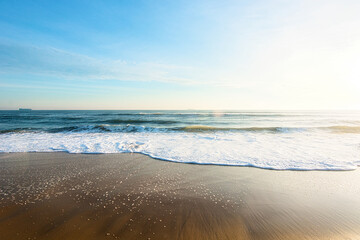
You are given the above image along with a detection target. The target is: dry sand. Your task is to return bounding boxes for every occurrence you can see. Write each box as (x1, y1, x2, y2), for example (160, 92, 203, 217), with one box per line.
(0, 153, 360, 239)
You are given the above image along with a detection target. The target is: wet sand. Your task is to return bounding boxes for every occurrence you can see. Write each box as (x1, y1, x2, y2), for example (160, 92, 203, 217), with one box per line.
(0, 153, 360, 239)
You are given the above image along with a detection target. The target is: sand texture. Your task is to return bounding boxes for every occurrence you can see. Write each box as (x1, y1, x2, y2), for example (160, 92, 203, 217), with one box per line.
(1, 153, 360, 239)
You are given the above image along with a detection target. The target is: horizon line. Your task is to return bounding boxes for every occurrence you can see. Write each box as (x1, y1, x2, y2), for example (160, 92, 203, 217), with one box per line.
(1, 109, 360, 112)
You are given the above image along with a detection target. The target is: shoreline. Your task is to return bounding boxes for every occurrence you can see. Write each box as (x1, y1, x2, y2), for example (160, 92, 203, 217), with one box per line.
(1, 152, 360, 239)
(0, 151, 356, 172)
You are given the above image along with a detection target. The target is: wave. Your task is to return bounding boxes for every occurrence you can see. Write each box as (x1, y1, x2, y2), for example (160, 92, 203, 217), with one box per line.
(46, 124, 165, 133)
(0, 125, 304, 134)
(324, 126, 360, 133)
(102, 119, 179, 125)
(60, 117, 85, 121)
(0, 115, 45, 120)
(1, 124, 360, 134)
(136, 113, 298, 117)
(1, 130, 359, 170)
(174, 125, 305, 133)
(92, 112, 313, 117)
(0, 128, 41, 134)
(176, 125, 360, 133)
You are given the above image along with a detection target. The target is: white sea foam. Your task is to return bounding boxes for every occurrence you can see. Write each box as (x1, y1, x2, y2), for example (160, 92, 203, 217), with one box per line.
(1, 131, 359, 170)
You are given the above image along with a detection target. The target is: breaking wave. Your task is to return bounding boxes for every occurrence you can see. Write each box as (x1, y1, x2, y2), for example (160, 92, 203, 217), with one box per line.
(1, 110, 360, 170)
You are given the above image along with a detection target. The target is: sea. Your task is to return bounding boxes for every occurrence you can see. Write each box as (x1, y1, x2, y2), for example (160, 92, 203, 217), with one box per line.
(1, 110, 360, 170)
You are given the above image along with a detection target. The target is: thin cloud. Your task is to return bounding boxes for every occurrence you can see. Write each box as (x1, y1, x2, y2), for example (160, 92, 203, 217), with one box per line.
(0, 42, 200, 85)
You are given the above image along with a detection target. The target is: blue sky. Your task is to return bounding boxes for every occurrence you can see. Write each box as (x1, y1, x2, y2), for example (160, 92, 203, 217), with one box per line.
(1, 0, 360, 110)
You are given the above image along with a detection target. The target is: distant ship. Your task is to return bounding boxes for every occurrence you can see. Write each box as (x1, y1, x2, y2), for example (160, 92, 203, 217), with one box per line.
(19, 108, 32, 111)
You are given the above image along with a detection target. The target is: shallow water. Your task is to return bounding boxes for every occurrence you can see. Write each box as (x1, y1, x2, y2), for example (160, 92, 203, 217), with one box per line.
(1, 110, 360, 170)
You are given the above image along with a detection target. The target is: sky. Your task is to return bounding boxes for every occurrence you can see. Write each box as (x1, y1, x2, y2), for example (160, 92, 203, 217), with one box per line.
(0, 0, 360, 110)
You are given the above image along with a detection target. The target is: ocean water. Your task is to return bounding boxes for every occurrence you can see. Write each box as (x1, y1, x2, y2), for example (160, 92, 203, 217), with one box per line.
(0, 110, 360, 170)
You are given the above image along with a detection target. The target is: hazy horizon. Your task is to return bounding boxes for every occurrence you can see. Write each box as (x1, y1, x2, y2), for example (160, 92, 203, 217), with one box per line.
(2, 108, 360, 111)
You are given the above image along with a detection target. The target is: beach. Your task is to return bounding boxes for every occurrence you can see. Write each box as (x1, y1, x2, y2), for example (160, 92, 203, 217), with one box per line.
(1, 0, 360, 238)
(1, 153, 360, 239)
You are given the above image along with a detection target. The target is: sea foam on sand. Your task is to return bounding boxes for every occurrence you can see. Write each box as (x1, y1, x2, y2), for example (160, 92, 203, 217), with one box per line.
(1, 130, 359, 170)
